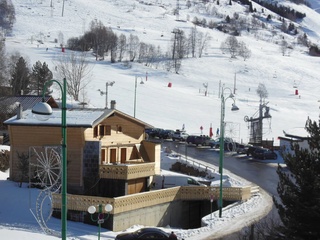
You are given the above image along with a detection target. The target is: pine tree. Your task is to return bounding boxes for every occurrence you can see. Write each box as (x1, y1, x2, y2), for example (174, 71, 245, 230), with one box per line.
(273, 118, 320, 239)
(30, 61, 53, 95)
(10, 57, 30, 95)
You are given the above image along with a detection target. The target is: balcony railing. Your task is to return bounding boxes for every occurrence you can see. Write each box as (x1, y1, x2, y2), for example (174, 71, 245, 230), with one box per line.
(99, 162, 155, 180)
(52, 185, 253, 214)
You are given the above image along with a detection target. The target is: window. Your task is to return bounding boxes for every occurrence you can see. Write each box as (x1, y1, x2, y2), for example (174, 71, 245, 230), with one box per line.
(117, 125, 122, 133)
(93, 126, 98, 137)
(98, 125, 111, 136)
(188, 178, 200, 185)
(106, 125, 111, 135)
(99, 125, 105, 136)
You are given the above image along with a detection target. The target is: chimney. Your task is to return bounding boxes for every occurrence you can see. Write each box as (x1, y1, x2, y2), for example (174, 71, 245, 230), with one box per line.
(110, 100, 116, 109)
(17, 103, 23, 119)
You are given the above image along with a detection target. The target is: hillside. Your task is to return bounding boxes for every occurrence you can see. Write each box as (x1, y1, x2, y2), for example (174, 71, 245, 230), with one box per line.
(3, 0, 320, 144)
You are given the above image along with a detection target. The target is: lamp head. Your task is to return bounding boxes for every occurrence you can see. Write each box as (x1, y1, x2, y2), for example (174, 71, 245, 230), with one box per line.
(104, 204, 113, 212)
(32, 101, 53, 121)
(87, 205, 96, 214)
(228, 92, 235, 98)
(231, 103, 239, 111)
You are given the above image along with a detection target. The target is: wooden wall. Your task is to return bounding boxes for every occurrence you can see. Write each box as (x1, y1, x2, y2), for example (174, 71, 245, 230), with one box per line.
(8, 125, 87, 187)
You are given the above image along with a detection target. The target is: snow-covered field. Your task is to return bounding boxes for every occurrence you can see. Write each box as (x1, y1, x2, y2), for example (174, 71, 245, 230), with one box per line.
(1, 0, 320, 239)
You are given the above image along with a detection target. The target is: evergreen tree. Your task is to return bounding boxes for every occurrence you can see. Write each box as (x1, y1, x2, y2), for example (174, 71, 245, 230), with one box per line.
(30, 61, 53, 95)
(273, 118, 320, 239)
(10, 57, 30, 95)
(249, 2, 254, 13)
(0, 35, 6, 86)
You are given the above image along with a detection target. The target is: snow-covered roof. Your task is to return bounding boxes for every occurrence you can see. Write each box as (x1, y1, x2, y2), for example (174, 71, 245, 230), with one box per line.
(0, 145, 10, 153)
(283, 127, 309, 139)
(0, 96, 59, 113)
(4, 108, 153, 128)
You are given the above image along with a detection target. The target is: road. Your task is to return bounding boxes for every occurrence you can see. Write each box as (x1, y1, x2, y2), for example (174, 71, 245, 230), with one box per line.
(162, 141, 281, 197)
(162, 140, 282, 239)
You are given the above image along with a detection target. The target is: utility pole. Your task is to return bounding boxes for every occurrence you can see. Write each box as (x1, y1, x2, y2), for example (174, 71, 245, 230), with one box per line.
(234, 72, 236, 94)
(175, 0, 180, 20)
(171, 28, 182, 72)
(98, 81, 115, 109)
(62, 0, 65, 17)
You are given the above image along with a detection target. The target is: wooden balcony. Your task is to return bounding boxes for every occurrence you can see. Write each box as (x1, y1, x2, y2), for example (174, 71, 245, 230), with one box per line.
(99, 162, 156, 180)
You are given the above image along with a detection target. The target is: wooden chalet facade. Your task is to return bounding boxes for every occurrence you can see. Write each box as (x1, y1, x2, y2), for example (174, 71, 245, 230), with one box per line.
(4, 102, 161, 197)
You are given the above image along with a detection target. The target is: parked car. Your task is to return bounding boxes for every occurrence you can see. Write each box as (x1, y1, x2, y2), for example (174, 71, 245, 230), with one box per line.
(153, 174, 206, 189)
(145, 128, 163, 138)
(209, 137, 237, 151)
(158, 129, 174, 139)
(186, 135, 197, 144)
(172, 130, 188, 141)
(246, 146, 260, 156)
(252, 148, 278, 160)
(194, 135, 212, 146)
(115, 227, 170, 240)
(236, 144, 251, 154)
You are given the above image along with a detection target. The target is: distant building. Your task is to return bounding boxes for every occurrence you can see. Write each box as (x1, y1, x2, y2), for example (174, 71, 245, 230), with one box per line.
(0, 95, 59, 142)
(278, 127, 310, 155)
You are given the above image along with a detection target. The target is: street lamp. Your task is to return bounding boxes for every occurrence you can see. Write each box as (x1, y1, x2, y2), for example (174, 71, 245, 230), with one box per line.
(98, 81, 115, 109)
(32, 78, 68, 240)
(134, 76, 144, 118)
(218, 87, 239, 218)
(87, 204, 113, 240)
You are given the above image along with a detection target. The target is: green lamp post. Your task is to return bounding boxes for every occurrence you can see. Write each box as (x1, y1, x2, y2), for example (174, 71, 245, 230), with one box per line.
(218, 86, 239, 218)
(32, 78, 68, 240)
(87, 204, 113, 240)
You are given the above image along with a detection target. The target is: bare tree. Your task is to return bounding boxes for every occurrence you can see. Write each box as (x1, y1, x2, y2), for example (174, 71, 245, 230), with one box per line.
(138, 42, 148, 63)
(280, 39, 289, 56)
(0, 0, 15, 32)
(127, 34, 140, 62)
(54, 51, 92, 101)
(58, 31, 64, 46)
(145, 44, 158, 67)
(0, 149, 9, 172)
(88, 20, 109, 60)
(117, 34, 127, 62)
(220, 36, 239, 58)
(109, 33, 118, 63)
(238, 41, 251, 61)
(256, 83, 268, 103)
(189, 26, 197, 58)
(16, 152, 29, 188)
(197, 32, 211, 58)
(171, 29, 186, 73)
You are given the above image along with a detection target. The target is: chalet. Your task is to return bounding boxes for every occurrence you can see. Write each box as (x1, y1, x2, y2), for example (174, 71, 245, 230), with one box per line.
(4, 100, 161, 196)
